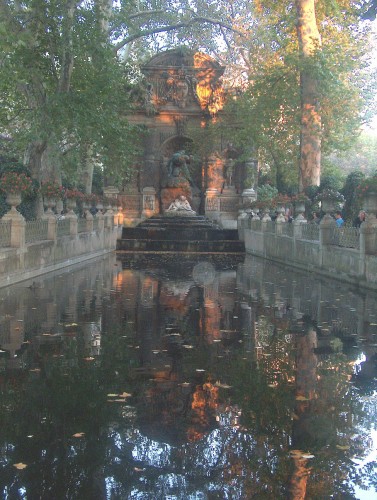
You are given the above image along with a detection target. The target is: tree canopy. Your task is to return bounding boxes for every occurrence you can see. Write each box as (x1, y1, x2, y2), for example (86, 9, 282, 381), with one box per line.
(0, 0, 376, 193)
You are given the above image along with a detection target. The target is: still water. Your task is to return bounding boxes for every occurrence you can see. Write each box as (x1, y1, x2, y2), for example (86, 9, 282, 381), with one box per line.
(1, 253, 377, 499)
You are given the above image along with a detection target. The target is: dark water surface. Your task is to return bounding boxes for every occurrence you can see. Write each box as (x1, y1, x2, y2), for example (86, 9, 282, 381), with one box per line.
(1, 253, 377, 499)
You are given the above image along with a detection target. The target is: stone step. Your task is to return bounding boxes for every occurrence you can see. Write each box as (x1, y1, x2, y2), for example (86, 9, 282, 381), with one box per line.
(116, 238, 245, 253)
(120, 227, 240, 241)
(116, 214, 245, 255)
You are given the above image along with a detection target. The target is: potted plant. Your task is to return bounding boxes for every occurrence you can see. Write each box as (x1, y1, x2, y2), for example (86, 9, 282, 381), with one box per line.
(316, 188, 345, 213)
(40, 180, 64, 200)
(291, 192, 309, 220)
(356, 176, 377, 215)
(0, 172, 33, 213)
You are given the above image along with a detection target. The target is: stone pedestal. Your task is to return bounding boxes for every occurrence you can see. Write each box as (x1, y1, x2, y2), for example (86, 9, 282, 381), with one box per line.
(142, 186, 157, 218)
(219, 186, 240, 229)
(160, 186, 192, 214)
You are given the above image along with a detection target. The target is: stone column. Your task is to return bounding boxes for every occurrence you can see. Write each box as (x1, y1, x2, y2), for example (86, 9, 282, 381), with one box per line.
(142, 187, 156, 219)
(69, 216, 78, 236)
(205, 188, 220, 222)
(96, 210, 105, 232)
(47, 217, 57, 241)
(2, 210, 25, 248)
(319, 215, 335, 267)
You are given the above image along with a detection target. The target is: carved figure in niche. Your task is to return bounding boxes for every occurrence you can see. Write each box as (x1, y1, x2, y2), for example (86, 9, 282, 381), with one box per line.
(223, 142, 238, 188)
(144, 195, 154, 210)
(175, 77, 189, 108)
(167, 195, 196, 214)
(166, 150, 193, 187)
(224, 158, 235, 187)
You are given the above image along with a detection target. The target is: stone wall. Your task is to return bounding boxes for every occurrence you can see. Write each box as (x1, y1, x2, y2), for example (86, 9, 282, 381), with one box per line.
(239, 216, 377, 291)
(0, 214, 120, 288)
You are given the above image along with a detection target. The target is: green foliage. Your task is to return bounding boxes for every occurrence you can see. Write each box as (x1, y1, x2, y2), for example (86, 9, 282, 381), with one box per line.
(0, 0, 142, 188)
(220, 0, 376, 191)
(0, 159, 38, 219)
(341, 171, 365, 221)
(257, 184, 278, 201)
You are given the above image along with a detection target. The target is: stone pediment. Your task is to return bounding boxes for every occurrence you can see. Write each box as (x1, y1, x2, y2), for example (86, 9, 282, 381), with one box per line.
(141, 48, 225, 115)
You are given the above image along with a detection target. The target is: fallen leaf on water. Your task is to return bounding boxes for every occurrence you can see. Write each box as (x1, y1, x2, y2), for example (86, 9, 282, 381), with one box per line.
(295, 395, 310, 401)
(13, 463, 27, 470)
(336, 445, 350, 450)
(107, 393, 118, 397)
(215, 381, 232, 389)
(29, 368, 41, 373)
(289, 449, 304, 457)
(183, 345, 194, 349)
(83, 357, 94, 361)
(119, 392, 132, 398)
(114, 399, 126, 402)
(72, 432, 85, 438)
(196, 369, 205, 372)
(134, 467, 145, 472)
(301, 454, 315, 459)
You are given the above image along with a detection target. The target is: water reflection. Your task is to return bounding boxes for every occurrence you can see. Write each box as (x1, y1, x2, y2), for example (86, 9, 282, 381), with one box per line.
(0, 254, 377, 499)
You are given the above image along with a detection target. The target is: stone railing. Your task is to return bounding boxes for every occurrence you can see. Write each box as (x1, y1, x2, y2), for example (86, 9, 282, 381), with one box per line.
(239, 214, 377, 290)
(0, 207, 123, 287)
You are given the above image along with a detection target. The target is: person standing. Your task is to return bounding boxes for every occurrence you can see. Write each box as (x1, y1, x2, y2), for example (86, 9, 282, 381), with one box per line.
(335, 211, 344, 227)
(354, 210, 366, 227)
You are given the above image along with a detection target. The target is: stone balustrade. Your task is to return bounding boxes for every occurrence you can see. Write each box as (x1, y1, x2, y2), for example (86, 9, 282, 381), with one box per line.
(0, 208, 123, 287)
(239, 214, 377, 290)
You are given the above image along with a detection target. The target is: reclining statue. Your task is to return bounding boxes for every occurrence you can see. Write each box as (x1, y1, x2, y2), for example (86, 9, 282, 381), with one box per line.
(166, 195, 196, 215)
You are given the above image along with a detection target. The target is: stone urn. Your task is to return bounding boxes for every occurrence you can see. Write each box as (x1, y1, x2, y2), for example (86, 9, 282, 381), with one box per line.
(43, 197, 57, 217)
(5, 192, 22, 214)
(294, 201, 306, 222)
(361, 192, 377, 217)
(96, 202, 104, 216)
(276, 203, 286, 223)
(65, 197, 77, 218)
(321, 198, 337, 214)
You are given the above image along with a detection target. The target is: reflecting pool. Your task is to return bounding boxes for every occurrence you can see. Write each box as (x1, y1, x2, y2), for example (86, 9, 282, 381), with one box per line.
(1, 253, 377, 499)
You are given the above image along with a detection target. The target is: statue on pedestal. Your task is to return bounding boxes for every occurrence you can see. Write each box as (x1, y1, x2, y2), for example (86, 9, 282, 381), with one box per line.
(166, 150, 193, 187)
(166, 195, 196, 215)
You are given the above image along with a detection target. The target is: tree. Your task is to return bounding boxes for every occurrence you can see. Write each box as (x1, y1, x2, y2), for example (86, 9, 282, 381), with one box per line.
(295, 0, 322, 190)
(219, 1, 375, 192)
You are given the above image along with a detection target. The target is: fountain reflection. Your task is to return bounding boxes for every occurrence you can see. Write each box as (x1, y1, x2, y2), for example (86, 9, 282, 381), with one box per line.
(0, 254, 376, 498)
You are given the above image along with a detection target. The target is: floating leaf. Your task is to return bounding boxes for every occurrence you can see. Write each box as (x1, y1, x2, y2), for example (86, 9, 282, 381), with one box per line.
(301, 454, 315, 459)
(183, 344, 194, 349)
(83, 357, 94, 361)
(72, 432, 85, 438)
(107, 393, 118, 397)
(180, 382, 190, 387)
(13, 463, 27, 470)
(119, 392, 132, 398)
(295, 395, 310, 401)
(336, 444, 350, 450)
(215, 381, 232, 389)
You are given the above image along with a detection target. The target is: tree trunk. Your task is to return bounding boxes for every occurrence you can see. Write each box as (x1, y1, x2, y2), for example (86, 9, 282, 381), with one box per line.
(295, 0, 322, 190)
(79, 144, 95, 193)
